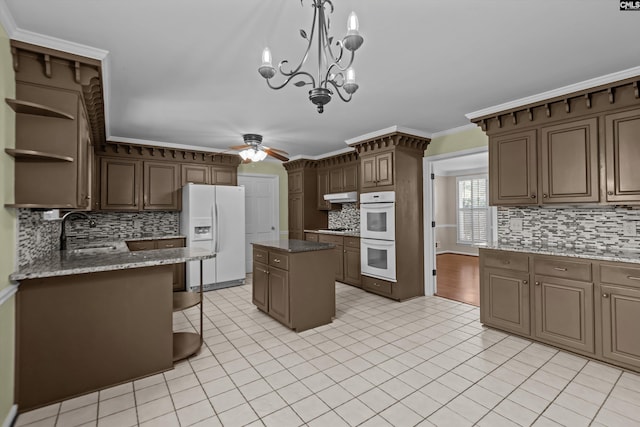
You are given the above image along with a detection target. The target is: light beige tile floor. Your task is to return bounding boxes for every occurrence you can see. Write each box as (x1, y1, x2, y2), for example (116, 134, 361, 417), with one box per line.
(15, 280, 640, 427)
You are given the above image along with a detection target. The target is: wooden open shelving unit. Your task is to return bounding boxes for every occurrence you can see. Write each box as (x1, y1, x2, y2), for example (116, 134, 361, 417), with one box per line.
(171, 260, 204, 362)
(5, 98, 75, 120)
(5, 148, 74, 162)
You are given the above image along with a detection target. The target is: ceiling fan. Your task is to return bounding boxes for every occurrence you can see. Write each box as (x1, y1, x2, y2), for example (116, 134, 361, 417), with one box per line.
(229, 134, 289, 163)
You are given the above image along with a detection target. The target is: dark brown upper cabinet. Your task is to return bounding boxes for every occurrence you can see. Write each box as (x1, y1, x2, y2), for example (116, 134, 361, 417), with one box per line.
(540, 118, 599, 204)
(100, 157, 142, 211)
(288, 171, 304, 193)
(317, 169, 332, 210)
(143, 162, 180, 210)
(343, 164, 358, 192)
(605, 108, 640, 203)
(361, 152, 393, 189)
(211, 166, 236, 185)
(489, 130, 538, 205)
(181, 164, 210, 186)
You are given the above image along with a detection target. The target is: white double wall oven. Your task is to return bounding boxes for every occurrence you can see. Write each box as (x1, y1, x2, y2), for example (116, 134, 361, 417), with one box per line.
(360, 191, 397, 282)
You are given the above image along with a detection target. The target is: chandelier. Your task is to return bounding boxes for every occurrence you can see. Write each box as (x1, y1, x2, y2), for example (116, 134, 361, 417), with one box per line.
(258, 0, 364, 113)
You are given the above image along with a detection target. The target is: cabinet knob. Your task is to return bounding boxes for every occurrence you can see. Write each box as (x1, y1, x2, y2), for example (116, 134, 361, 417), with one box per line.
(523, 280, 528, 285)
(602, 293, 609, 298)
(530, 194, 536, 199)
(607, 191, 613, 196)
(543, 194, 548, 198)
(535, 281, 540, 286)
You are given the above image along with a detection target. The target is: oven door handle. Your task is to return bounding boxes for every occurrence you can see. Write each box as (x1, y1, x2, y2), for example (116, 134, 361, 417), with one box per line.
(362, 238, 395, 247)
(361, 202, 394, 210)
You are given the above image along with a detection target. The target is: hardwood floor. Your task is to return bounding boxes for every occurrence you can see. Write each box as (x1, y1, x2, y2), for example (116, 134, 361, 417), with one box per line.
(435, 253, 479, 306)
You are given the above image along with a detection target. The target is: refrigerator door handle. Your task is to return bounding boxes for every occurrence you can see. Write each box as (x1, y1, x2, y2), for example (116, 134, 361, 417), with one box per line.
(214, 203, 220, 252)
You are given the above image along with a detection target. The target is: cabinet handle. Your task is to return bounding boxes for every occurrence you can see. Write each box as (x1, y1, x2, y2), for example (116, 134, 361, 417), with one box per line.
(523, 280, 528, 285)
(372, 282, 380, 287)
(627, 276, 640, 281)
(543, 194, 548, 198)
(502, 260, 511, 265)
(273, 259, 280, 263)
(553, 267, 568, 271)
(607, 191, 614, 196)
(530, 194, 536, 199)
(535, 281, 540, 286)
(257, 254, 263, 258)
(602, 293, 609, 298)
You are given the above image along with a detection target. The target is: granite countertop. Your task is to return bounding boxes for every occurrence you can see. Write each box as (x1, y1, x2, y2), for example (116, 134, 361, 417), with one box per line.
(10, 247, 215, 281)
(252, 239, 336, 253)
(304, 229, 361, 237)
(478, 242, 640, 264)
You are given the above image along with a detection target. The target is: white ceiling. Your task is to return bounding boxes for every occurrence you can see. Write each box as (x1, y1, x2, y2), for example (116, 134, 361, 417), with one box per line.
(432, 152, 488, 176)
(3, 0, 640, 157)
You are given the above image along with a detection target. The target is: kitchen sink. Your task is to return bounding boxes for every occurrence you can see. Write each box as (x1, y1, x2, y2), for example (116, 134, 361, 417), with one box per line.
(68, 245, 118, 255)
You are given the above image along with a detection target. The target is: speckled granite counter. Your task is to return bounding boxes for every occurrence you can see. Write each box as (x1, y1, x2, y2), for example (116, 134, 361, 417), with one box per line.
(252, 239, 335, 253)
(65, 233, 186, 250)
(304, 229, 360, 237)
(10, 247, 215, 281)
(478, 243, 640, 264)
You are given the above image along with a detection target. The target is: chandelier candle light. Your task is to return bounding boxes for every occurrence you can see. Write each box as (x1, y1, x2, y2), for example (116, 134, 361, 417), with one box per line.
(258, 0, 364, 113)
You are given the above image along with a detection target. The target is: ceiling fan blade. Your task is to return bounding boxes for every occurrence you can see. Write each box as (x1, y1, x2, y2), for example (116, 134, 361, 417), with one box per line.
(264, 148, 289, 162)
(229, 145, 250, 150)
(263, 146, 289, 155)
(242, 158, 253, 164)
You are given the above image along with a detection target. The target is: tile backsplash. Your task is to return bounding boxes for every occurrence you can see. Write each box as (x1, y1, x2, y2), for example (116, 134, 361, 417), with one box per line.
(498, 206, 640, 251)
(328, 203, 360, 230)
(17, 209, 179, 266)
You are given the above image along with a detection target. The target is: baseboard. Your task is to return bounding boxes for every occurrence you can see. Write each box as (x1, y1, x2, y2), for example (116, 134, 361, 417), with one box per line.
(436, 250, 478, 257)
(2, 405, 17, 427)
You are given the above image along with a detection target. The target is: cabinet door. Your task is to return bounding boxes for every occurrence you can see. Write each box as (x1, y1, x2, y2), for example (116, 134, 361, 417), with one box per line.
(361, 156, 377, 189)
(329, 168, 344, 193)
(100, 157, 141, 211)
(481, 268, 530, 336)
(211, 166, 236, 185)
(144, 162, 180, 210)
(317, 169, 331, 210)
(541, 118, 599, 203)
(375, 152, 394, 187)
(305, 233, 319, 242)
(605, 109, 640, 202)
(343, 164, 358, 192)
(601, 285, 640, 369)
(252, 261, 269, 312)
(288, 171, 303, 193)
(344, 246, 361, 287)
(489, 130, 538, 205)
(181, 164, 209, 186)
(268, 267, 289, 325)
(534, 276, 594, 353)
(332, 244, 344, 281)
(288, 194, 303, 239)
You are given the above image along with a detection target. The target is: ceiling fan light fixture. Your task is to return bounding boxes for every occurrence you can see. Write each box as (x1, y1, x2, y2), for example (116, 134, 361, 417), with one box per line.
(257, 0, 364, 113)
(239, 147, 267, 162)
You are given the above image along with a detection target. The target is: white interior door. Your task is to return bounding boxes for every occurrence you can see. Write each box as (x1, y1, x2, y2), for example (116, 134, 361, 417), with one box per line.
(238, 174, 279, 272)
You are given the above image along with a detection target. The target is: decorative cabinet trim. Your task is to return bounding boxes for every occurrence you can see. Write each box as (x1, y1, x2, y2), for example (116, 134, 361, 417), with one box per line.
(97, 141, 241, 166)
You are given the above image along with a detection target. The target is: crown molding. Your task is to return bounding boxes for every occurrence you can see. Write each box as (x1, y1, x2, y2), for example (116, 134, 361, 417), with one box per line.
(430, 123, 478, 139)
(10, 28, 108, 60)
(344, 125, 432, 145)
(0, 0, 17, 37)
(108, 135, 229, 154)
(466, 65, 640, 120)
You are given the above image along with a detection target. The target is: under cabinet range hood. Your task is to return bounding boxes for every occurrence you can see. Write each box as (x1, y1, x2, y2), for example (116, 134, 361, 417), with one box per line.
(323, 191, 358, 203)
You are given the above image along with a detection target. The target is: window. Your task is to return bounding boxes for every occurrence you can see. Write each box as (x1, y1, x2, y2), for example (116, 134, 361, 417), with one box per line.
(457, 175, 490, 244)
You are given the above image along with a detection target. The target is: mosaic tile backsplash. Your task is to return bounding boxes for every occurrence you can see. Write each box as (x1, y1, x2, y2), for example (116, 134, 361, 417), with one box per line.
(18, 209, 179, 266)
(328, 203, 360, 230)
(497, 206, 640, 251)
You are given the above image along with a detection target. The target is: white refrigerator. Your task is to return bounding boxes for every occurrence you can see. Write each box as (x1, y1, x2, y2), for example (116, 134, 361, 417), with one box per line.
(181, 184, 246, 291)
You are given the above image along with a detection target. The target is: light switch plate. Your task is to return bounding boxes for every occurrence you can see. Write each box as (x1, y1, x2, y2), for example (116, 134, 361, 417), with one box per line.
(623, 221, 637, 237)
(510, 218, 523, 232)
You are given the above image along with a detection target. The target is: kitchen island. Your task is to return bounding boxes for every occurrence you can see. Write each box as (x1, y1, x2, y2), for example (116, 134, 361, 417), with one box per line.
(10, 246, 214, 412)
(252, 240, 335, 332)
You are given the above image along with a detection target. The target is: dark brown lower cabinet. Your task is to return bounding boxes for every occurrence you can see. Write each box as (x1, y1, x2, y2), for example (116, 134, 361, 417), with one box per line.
(344, 245, 361, 287)
(251, 243, 335, 332)
(127, 238, 186, 291)
(481, 267, 531, 336)
(533, 275, 594, 353)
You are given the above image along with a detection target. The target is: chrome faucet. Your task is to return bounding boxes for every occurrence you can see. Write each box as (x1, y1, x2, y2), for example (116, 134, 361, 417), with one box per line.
(60, 211, 97, 250)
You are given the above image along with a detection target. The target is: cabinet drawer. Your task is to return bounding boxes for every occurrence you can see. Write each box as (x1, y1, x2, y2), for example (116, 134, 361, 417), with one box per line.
(344, 236, 360, 249)
(534, 256, 591, 281)
(126, 240, 157, 251)
(482, 250, 529, 272)
(318, 234, 344, 245)
(254, 248, 268, 264)
(600, 264, 640, 288)
(305, 233, 319, 242)
(269, 252, 289, 271)
(157, 238, 185, 249)
(362, 275, 392, 296)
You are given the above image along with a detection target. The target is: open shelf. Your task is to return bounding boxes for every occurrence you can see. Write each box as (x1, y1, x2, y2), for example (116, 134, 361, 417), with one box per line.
(5, 148, 74, 162)
(5, 203, 74, 209)
(5, 98, 74, 120)
(173, 292, 201, 312)
(173, 332, 202, 362)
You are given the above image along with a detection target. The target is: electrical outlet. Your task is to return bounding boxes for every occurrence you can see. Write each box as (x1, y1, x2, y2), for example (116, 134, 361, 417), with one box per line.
(35, 230, 42, 245)
(623, 221, 637, 237)
(510, 218, 523, 232)
(42, 209, 60, 221)
(133, 220, 141, 230)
